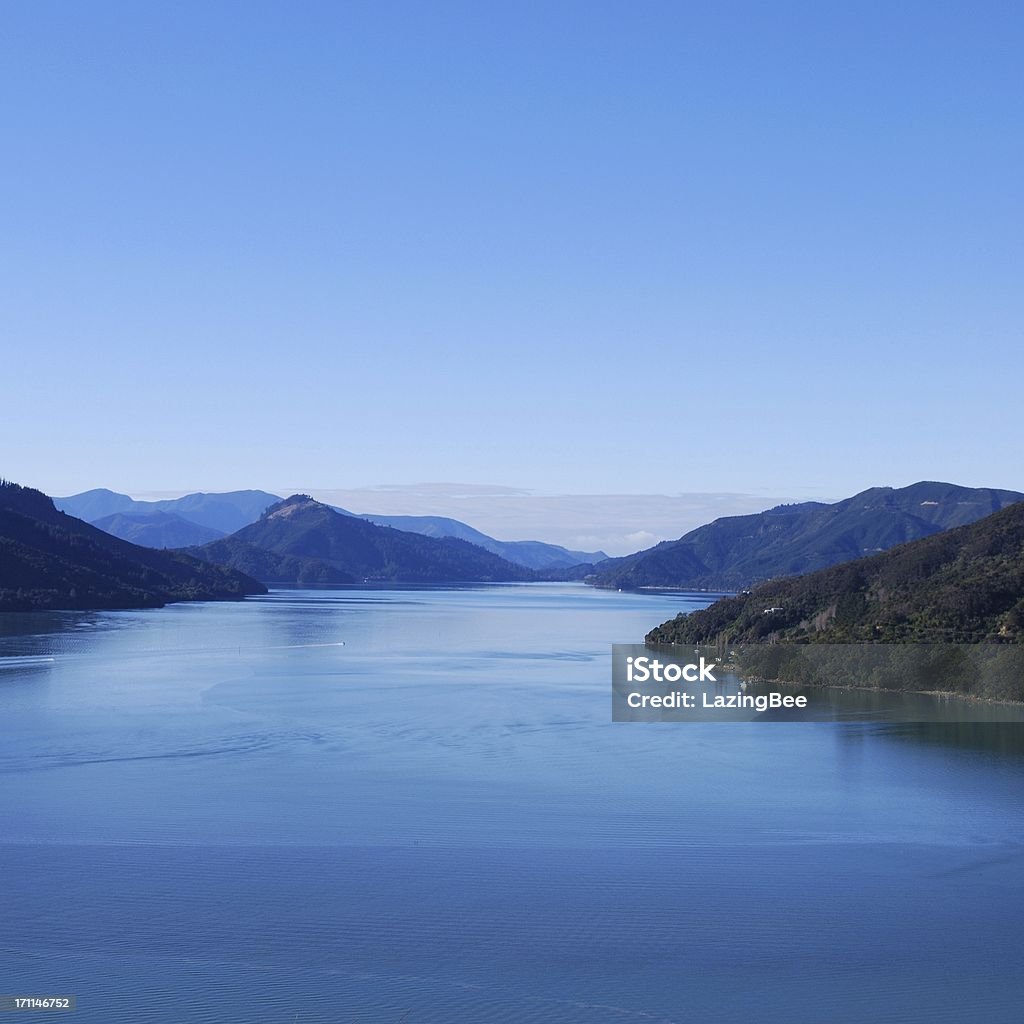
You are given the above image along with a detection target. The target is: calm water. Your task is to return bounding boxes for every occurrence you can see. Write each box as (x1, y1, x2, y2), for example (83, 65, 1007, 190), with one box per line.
(2, 584, 1024, 1023)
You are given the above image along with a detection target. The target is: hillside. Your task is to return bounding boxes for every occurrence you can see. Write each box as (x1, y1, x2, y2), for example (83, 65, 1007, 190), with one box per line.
(593, 482, 1023, 590)
(361, 514, 605, 570)
(647, 501, 1024, 646)
(191, 495, 533, 583)
(0, 481, 266, 611)
(190, 538, 355, 585)
(57, 487, 598, 570)
(92, 511, 224, 548)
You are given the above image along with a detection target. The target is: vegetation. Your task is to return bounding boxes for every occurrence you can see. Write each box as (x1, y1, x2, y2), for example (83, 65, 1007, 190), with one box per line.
(91, 511, 224, 548)
(187, 538, 355, 585)
(723, 644, 1024, 703)
(190, 495, 534, 584)
(646, 502, 1024, 700)
(591, 482, 1023, 590)
(362, 514, 606, 570)
(648, 501, 1024, 647)
(0, 480, 265, 611)
(59, 487, 603, 570)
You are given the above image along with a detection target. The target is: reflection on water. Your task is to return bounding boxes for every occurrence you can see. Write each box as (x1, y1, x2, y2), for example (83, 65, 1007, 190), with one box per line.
(2, 584, 1024, 1023)
(883, 720, 1024, 759)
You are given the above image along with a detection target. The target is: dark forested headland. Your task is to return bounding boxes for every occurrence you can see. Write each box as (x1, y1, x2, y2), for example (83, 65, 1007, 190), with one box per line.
(646, 502, 1024, 702)
(648, 501, 1024, 647)
(0, 480, 265, 611)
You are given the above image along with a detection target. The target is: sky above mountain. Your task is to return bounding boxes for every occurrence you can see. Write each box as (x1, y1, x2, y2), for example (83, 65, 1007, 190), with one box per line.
(3, 2, 1021, 500)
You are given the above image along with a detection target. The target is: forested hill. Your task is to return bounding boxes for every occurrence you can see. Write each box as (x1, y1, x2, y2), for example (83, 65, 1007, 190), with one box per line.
(91, 511, 224, 548)
(647, 501, 1024, 646)
(361, 514, 606, 570)
(191, 495, 533, 584)
(0, 480, 266, 611)
(58, 486, 601, 571)
(592, 482, 1023, 590)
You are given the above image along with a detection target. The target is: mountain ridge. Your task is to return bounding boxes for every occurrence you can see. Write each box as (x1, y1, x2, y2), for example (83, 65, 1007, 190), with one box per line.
(589, 482, 1024, 590)
(0, 480, 265, 611)
(91, 510, 225, 548)
(360, 513, 606, 569)
(56, 489, 281, 534)
(58, 487, 601, 570)
(189, 495, 533, 584)
(646, 501, 1024, 646)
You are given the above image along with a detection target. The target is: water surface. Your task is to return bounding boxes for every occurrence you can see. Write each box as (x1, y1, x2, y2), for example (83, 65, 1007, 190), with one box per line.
(2, 585, 1023, 1022)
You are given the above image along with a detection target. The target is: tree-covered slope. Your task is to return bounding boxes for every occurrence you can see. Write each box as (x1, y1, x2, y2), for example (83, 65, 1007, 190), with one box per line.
(193, 495, 533, 583)
(92, 511, 225, 548)
(595, 482, 1023, 590)
(0, 480, 266, 611)
(57, 488, 602, 570)
(189, 538, 355, 585)
(647, 501, 1024, 646)
(361, 514, 606, 570)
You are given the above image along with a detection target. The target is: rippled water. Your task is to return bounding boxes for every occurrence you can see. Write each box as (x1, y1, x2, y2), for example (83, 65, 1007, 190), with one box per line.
(2, 585, 1024, 1022)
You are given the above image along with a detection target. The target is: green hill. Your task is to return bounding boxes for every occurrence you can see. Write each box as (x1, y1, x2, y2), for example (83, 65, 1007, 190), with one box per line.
(361, 514, 606, 570)
(191, 495, 533, 584)
(593, 482, 1023, 590)
(0, 480, 266, 611)
(647, 501, 1024, 646)
(190, 538, 356, 585)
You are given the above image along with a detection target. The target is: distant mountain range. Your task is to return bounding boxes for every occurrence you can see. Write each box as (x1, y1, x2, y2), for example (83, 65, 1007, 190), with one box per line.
(361, 514, 605, 569)
(55, 489, 605, 570)
(189, 495, 532, 584)
(647, 501, 1024, 646)
(0, 480, 265, 611)
(587, 482, 1024, 590)
(14, 479, 1024, 609)
(55, 489, 281, 534)
(91, 511, 224, 548)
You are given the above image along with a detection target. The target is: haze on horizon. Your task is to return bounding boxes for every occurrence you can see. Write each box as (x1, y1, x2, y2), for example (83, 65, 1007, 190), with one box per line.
(3, 2, 1021, 506)
(125, 481, 823, 557)
(56, 477, 1016, 559)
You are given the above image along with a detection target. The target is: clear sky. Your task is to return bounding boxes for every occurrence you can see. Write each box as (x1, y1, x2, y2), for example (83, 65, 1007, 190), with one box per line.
(3, 1, 1022, 509)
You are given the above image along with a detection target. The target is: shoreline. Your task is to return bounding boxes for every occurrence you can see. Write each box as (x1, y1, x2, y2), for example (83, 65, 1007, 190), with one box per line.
(741, 674, 1024, 709)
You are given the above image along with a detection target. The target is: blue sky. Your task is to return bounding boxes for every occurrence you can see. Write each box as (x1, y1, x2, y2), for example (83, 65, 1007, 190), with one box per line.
(3, 2, 1022, 526)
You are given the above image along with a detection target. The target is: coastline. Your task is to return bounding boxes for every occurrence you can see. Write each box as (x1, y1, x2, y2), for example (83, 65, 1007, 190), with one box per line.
(741, 673, 1024, 709)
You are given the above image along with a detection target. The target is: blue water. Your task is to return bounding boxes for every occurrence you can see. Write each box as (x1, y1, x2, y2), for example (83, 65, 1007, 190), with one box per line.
(2, 584, 1024, 1022)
